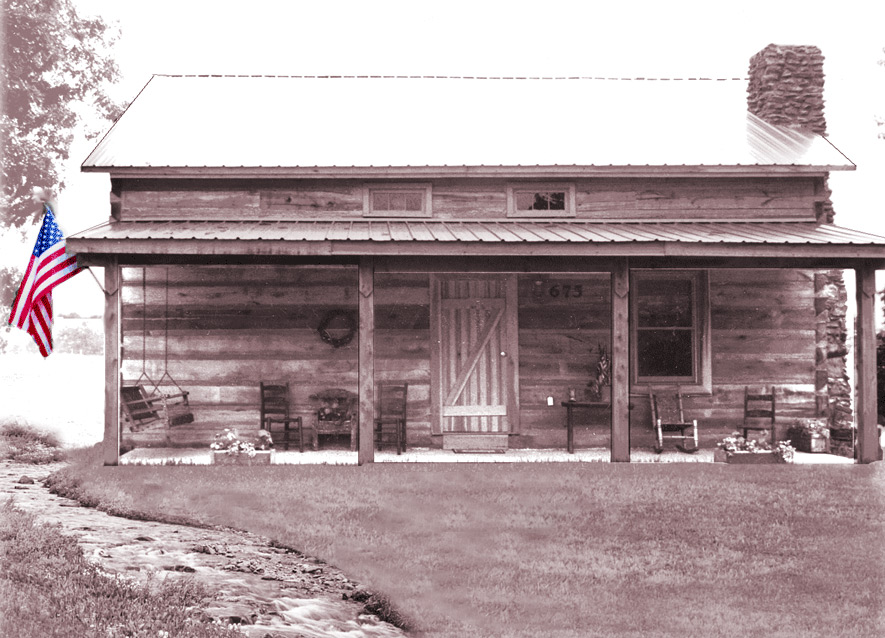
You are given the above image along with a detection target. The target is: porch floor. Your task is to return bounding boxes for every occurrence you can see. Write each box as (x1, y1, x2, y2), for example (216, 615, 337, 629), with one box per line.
(119, 447, 855, 466)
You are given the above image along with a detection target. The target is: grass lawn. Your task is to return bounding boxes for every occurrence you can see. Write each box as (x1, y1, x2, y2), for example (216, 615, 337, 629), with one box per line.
(52, 448, 885, 638)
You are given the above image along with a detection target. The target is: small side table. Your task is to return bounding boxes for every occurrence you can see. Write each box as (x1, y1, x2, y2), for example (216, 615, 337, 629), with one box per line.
(562, 401, 611, 453)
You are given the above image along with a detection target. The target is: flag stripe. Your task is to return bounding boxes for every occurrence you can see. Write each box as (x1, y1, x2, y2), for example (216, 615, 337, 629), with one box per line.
(32, 255, 80, 301)
(9, 256, 37, 328)
(7, 207, 82, 357)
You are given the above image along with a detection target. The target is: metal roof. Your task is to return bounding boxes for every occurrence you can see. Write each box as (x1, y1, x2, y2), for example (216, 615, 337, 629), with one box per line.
(67, 220, 885, 259)
(81, 75, 854, 173)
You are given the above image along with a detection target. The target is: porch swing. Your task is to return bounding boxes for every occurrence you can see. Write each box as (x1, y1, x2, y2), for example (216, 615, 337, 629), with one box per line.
(120, 268, 195, 433)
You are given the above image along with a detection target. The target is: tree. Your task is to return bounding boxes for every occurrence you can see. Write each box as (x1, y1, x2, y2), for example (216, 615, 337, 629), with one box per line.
(2, 0, 123, 229)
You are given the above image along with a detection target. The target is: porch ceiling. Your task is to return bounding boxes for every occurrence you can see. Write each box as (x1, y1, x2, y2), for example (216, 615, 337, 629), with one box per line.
(68, 220, 885, 262)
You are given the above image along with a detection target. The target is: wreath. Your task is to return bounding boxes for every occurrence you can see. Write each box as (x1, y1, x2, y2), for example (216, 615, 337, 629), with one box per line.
(317, 309, 357, 348)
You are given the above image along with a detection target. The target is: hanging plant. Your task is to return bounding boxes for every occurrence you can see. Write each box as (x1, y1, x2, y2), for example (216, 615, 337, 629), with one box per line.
(317, 309, 357, 348)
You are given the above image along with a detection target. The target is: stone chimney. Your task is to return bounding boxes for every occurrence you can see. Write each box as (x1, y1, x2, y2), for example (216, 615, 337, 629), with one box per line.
(748, 46, 852, 438)
(747, 44, 827, 135)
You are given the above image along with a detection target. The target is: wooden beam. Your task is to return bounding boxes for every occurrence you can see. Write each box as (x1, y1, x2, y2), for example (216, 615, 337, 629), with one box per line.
(855, 263, 879, 464)
(104, 259, 121, 466)
(65, 235, 885, 263)
(611, 259, 630, 462)
(92, 165, 844, 179)
(504, 275, 521, 434)
(358, 257, 375, 465)
(429, 276, 442, 435)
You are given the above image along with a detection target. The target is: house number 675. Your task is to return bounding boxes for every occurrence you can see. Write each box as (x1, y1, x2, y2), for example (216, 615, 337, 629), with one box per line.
(548, 284, 583, 299)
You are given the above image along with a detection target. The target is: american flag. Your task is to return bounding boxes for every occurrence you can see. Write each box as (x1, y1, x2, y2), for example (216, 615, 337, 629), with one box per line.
(8, 206, 83, 357)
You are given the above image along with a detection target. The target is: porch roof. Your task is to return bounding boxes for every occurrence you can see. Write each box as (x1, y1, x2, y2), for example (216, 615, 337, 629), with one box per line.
(68, 219, 885, 261)
(81, 75, 853, 175)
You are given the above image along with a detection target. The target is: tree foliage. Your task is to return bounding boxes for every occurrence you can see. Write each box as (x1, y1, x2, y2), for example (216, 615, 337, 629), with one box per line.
(2, 0, 123, 228)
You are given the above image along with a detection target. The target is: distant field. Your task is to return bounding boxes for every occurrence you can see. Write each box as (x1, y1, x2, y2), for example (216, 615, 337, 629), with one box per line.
(0, 353, 103, 447)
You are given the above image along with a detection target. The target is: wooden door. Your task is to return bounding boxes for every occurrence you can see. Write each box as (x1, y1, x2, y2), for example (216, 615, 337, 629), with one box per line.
(430, 276, 519, 434)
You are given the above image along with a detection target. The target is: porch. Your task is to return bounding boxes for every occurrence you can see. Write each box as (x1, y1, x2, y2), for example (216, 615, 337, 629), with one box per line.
(118, 446, 855, 465)
(69, 227, 885, 465)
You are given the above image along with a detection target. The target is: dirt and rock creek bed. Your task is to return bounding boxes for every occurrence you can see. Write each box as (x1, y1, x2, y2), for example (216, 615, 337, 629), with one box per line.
(1, 461, 407, 638)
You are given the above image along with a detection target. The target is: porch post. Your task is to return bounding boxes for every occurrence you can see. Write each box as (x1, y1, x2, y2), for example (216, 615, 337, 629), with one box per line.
(358, 257, 375, 465)
(854, 263, 878, 464)
(103, 259, 121, 466)
(611, 258, 630, 462)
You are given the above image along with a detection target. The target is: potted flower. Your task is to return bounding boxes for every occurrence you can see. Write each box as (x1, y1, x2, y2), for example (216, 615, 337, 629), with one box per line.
(587, 343, 611, 402)
(715, 432, 795, 464)
(210, 428, 274, 465)
(786, 418, 830, 454)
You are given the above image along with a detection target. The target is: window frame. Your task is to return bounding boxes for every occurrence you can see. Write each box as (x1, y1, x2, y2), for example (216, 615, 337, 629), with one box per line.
(363, 183, 433, 218)
(506, 182, 576, 218)
(630, 269, 711, 394)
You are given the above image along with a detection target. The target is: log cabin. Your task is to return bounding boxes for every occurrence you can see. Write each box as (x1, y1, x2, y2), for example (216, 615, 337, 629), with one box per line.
(68, 44, 885, 464)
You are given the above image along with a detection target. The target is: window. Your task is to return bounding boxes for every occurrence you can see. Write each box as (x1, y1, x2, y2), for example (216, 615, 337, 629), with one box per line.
(364, 183, 432, 217)
(631, 270, 710, 391)
(506, 183, 576, 218)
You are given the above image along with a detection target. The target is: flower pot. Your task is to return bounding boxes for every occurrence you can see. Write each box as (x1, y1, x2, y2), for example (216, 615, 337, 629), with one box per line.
(715, 450, 782, 464)
(211, 450, 273, 465)
(788, 430, 830, 454)
(599, 386, 611, 403)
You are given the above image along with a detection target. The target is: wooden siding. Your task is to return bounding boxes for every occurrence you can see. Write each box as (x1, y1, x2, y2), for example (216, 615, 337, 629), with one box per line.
(120, 266, 433, 448)
(117, 177, 820, 222)
(121, 265, 359, 447)
(520, 269, 818, 449)
(120, 264, 819, 450)
(517, 273, 611, 449)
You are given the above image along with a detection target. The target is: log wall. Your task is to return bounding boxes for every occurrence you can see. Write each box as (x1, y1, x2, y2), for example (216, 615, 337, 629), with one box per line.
(120, 265, 361, 447)
(520, 269, 818, 448)
(117, 177, 820, 222)
(120, 265, 818, 450)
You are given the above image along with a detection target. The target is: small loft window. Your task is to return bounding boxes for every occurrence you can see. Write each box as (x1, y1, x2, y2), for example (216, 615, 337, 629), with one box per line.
(364, 184, 432, 217)
(507, 183, 575, 217)
(516, 191, 565, 211)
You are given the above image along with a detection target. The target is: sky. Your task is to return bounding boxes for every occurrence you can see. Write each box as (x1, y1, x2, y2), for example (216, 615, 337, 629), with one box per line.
(4, 0, 885, 325)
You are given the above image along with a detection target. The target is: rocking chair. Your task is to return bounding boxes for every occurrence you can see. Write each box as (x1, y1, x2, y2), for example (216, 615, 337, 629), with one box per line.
(649, 387, 698, 454)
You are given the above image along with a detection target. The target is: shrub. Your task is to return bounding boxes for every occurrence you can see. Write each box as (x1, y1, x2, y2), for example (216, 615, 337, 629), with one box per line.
(0, 420, 64, 463)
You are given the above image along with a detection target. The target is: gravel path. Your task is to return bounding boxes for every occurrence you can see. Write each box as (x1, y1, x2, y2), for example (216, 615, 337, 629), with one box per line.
(1, 460, 407, 638)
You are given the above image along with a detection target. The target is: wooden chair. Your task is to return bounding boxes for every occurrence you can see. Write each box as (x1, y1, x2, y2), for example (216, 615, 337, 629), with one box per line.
(260, 382, 310, 452)
(743, 386, 776, 443)
(374, 383, 408, 454)
(649, 387, 698, 453)
(121, 385, 194, 433)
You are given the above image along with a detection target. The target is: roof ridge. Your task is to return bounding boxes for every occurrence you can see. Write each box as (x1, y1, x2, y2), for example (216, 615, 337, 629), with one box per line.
(152, 73, 749, 81)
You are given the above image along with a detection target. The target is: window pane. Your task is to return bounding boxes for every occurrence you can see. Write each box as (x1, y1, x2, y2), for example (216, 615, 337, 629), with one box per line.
(373, 192, 389, 211)
(637, 329, 694, 377)
(516, 192, 535, 210)
(547, 191, 566, 210)
(391, 193, 407, 211)
(637, 279, 692, 327)
(532, 193, 550, 210)
(404, 193, 423, 211)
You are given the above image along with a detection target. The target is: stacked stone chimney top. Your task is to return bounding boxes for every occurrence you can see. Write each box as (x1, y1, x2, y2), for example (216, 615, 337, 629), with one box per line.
(747, 44, 827, 136)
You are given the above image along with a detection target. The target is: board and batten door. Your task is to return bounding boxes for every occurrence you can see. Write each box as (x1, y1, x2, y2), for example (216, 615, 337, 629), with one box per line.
(430, 276, 520, 435)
